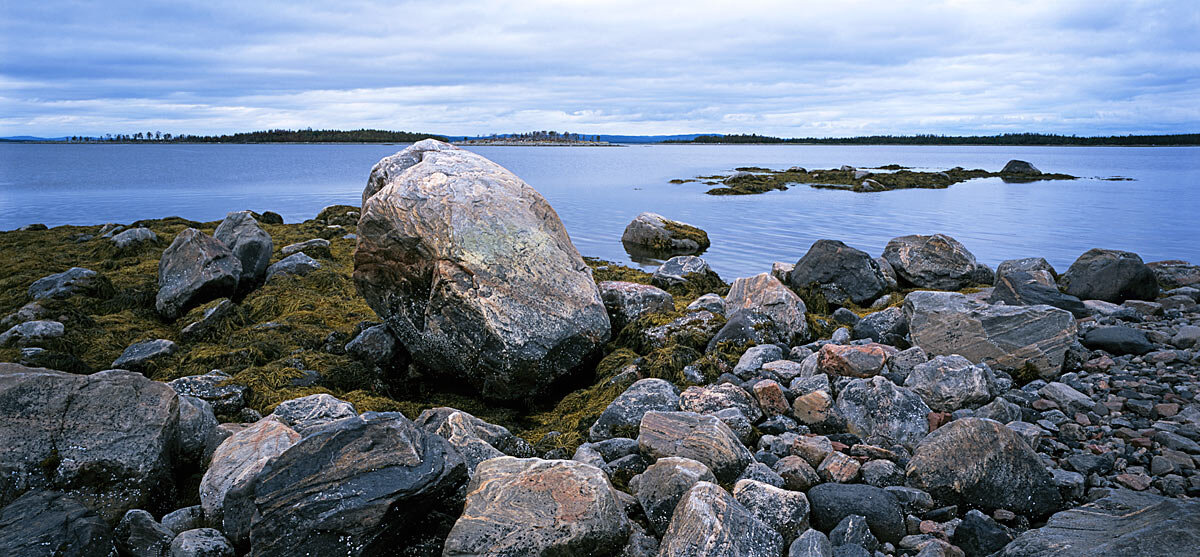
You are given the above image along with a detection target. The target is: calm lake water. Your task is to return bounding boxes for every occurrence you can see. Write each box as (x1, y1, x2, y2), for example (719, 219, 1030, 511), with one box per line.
(1, 143, 1197, 280)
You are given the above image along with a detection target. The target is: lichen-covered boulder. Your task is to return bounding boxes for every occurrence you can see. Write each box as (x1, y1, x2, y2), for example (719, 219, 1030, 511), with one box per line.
(442, 457, 629, 556)
(882, 234, 981, 290)
(637, 411, 753, 482)
(1059, 249, 1159, 303)
(214, 210, 273, 288)
(836, 376, 931, 450)
(906, 417, 1061, 516)
(248, 412, 468, 556)
(724, 273, 809, 346)
(0, 365, 178, 523)
(200, 416, 300, 545)
(156, 228, 241, 320)
(789, 239, 888, 306)
(904, 291, 1077, 379)
(0, 490, 116, 557)
(598, 281, 674, 333)
(621, 212, 710, 254)
(658, 482, 784, 557)
(354, 140, 610, 401)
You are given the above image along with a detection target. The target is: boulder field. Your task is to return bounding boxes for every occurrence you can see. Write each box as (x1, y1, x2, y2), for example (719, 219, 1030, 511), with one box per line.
(1, 142, 1199, 555)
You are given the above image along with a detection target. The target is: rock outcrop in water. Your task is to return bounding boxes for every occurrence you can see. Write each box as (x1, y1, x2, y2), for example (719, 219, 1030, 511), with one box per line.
(354, 140, 610, 401)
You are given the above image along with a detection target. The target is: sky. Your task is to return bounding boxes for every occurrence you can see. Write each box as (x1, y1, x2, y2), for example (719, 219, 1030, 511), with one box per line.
(2, 0, 1198, 138)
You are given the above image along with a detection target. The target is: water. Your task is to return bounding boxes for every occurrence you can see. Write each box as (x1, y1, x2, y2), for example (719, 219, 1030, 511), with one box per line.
(2, 143, 1197, 280)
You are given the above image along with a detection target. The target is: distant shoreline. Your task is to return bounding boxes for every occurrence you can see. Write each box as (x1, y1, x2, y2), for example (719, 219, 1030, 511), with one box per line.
(2, 140, 1197, 147)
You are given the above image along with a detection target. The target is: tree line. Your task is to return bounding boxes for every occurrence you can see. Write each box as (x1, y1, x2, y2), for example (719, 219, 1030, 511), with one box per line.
(61, 129, 447, 143)
(664, 132, 1200, 146)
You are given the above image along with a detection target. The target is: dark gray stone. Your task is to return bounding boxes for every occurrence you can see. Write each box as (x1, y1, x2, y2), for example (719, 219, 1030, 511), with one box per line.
(657, 482, 784, 557)
(807, 483, 905, 544)
(344, 324, 398, 365)
(996, 258, 1057, 280)
(28, 267, 111, 300)
(989, 271, 1088, 318)
(115, 509, 174, 557)
(169, 528, 235, 557)
(280, 238, 331, 259)
(590, 378, 680, 441)
(167, 370, 247, 416)
(882, 234, 981, 290)
(789, 240, 888, 306)
(156, 228, 241, 320)
(632, 456, 716, 536)
(111, 338, 178, 372)
(1059, 249, 1159, 303)
(265, 252, 321, 281)
(599, 280, 674, 332)
(836, 376, 931, 450)
(851, 307, 909, 348)
(1001, 160, 1041, 174)
(0, 490, 116, 557)
(1082, 326, 1155, 355)
(952, 509, 1011, 557)
(214, 211, 273, 287)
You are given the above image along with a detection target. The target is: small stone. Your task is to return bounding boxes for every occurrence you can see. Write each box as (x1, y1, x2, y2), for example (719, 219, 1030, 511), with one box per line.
(818, 451, 861, 483)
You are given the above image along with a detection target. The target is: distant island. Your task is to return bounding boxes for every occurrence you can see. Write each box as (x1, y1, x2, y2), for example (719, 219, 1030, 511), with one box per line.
(662, 132, 1200, 146)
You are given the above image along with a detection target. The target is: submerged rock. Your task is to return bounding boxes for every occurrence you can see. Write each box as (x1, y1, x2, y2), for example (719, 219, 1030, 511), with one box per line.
(442, 457, 629, 556)
(157, 228, 241, 320)
(354, 140, 610, 402)
(621, 212, 710, 254)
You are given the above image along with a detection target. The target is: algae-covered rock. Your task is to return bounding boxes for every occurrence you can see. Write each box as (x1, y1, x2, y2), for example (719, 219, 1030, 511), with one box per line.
(157, 228, 241, 320)
(589, 378, 680, 442)
(442, 457, 629, 556)
(354, 140, 610, 402)
(621, 212, 710, 255)
(27, 267, 111, 301)
(598, 281, 674, 333)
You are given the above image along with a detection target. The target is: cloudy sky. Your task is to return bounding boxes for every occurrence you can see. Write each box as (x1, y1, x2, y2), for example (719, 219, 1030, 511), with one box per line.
(2, 0, 1197, 137)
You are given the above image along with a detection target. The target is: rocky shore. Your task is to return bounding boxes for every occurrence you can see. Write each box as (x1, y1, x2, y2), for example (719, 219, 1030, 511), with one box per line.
(2, 139, 1199, 556)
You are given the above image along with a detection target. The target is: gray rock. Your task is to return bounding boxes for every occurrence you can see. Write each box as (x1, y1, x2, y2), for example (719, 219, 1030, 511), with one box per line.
(598, 281, 674, 332)
(270, 393, 357, 435)
(679, 383, 763, 423)
(116, 508, 174, 557)
(111, 338, 178, 372)
(345, 324, 398, 365)
(417, 408, 533, 476)
(904, 354, 994, 412)
(830, 514, 877, 552)
(199, 417, 300, 544)
(686, 293, 726, 315)
(904, 290, 1077, 379)
(951, 509, 1012, 557)
(775, 455, 822, 491)
(167, 370, 247, 416)
(442, 457, 628, 557)
(1038, 381, 1093, 413)
(974, 397, 1022, 424)
(637, 411, 753, 482)
(169, 528, 234, 557)
(354, 141, 611, 402)
(1001, 160, 1041, 174)
(639, 310, 724, 352)
(996, 257, 1057, 280)
(0, 319, 64, 347)
(807, 483, 906, 544)
(264, 252, 321, 281)
(657, 482, 784, 557)
(836, 376, 931, 449)
(907, 417, 1060, 516)
(214, 211, 272, 288)
(707, 310, 787, 351)
(249, 412, 468, 556)
(161, 505, 205, 535)
(738, 462, 785, 488)
(0, 490, 116, 557)
(734, 344, 784, 378)
(180, 299, 240, 342)
(111, 227, 158, 249)
(28, 267, 110, 300)
(156, 228, 241, 320)
(733, 478, 811, 543)
(1172, 325, 1200, 349)
(851, 307, 909, 348)
(997, 489, 1200, 557)
(1059, 248, 1159, 303)
(789, 529, 833, 557)
(1147, 260, 1200, 290)
(632, 456, 716, 536)
(280, 238, 331, 259)
(177, 395, 217, 466)
(0, 366, 179, 523)
(790, 240, 888, 306)
(652, 255, 717, 288)
(725, 273, 809, 346)
(989, 271, 1088, 317)
(589, 378, 680, 441)
(882, 234, 981, 290)
(860, 459, 905, 488)
(0, 301, 49, 330)
(621, 212, 710, 254)
(1082, 326, 1155, 355)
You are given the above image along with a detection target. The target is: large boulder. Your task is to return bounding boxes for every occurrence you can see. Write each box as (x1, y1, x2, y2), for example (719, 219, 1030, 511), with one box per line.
(906, 417, 1060, 516)
(248, 412, 468, 556)
(657, 482, 784, 557)
(157, 228, 242, 320)
(903, 354, 995, 412)
(353, 140, 610, 401)
(621, 212, 710, 254)
(0, 365, 178, 523)
(589, 378, 680, 442)
(996, 489, 1200, 557)
(442, 457, 629, 556)
(213, 210, 273, 287)
(637, 411, 753, 482)
(1001, 160, 1041, 174)
(989, 271, 1088, 317)
(881, 234, 981, 290)
(996, 257, 1057, 280)
(724, 273, 809, 346)
(904, 291, 1077, 379)
(789, 239, 888, 306)
(28, 267, 111, 300)
(199, 417, 300, 544)
(598, 281, 674, 333)
(0, 490, 116, 557)
(807, 483, 905, 544)
(1058, 249, 1159, 303)
(1147, 260, 1200, 289)
(836, 376, 931, 450)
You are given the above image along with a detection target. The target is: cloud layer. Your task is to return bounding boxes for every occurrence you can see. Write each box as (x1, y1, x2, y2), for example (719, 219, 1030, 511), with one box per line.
(2, 0, 1197, 136)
